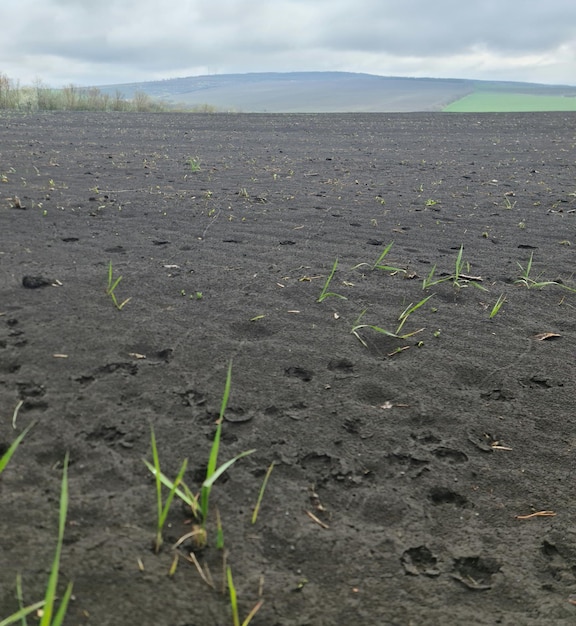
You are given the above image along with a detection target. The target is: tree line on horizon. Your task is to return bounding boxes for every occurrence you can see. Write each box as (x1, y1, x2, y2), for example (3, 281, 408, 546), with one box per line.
(0, 73, 218, 113)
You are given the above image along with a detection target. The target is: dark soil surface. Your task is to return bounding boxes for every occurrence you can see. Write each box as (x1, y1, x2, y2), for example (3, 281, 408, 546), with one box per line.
(1, 111, 576, 626)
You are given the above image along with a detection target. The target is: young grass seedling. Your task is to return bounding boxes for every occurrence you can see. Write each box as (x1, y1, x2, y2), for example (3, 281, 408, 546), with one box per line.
(252, 462, 275, 524)
(143, 460, 199, 520)
(200, 362, 255, 535)
(351, 295, 434, 347)
(146, 361, 255, 550)
(39, 453, 73, 626)
(215, 507, 225, 550)
(148, 426, 189, 553)
(422, 245, 487, 291)
(489, 294, 506, 318)
(0, 596, 46, 626)
(1, 443, 73, 626)
(227, 566, 264, 626)
(317, 258, 347, 302)
(0, 422, 34, 475)
(106, 261, 131, 310)
(186, 157, 201, 172)
(396, 294, 435, 335)
(351, 241, 405, 274)
(513, 251, 576, 291)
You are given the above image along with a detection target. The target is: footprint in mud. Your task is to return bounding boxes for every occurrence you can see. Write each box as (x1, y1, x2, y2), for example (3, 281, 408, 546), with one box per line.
(401, 546, 440, 577)
(428, 486, 468, 507)
(73, 361, 138, 385)
(386, 452, 430, 478)
(285, 401, 308, 421)
(284, 366, 314, 381)
(86, 424, 134, 449)
(4, 318, 27, 348)
(230, 321, 275, 341)
(16, 381, 48, 412)
(541, 539, 576, 584)
(327, 358, 354, 373)
(451, 556, 500, 590)
(431, 447, 469, 464)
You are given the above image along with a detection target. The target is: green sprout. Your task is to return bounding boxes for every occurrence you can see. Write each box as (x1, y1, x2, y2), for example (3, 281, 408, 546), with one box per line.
(3, 454, 74, 626)
(200, 362, 255, 534)
(0, 421, 34, 476)
(317, 258, 347, 302)
(227, 566, 264, 626)
(144, 361, 254, 549)
(422, 245, 487, 291)
(106, 261, 131, 310)
(252, 462, 275, 524)
(352, 242, 405, 274)
(514, 252, 572, 290)
(351, 294, 434, 347)
(147, 426, 189, 553)
(186, 157, 201, 172)
(489, 294, 506, 318)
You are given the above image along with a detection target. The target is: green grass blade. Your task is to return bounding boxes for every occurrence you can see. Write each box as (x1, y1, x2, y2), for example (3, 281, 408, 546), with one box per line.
(454, 244, 464, 280)
(201, 361, 232, 522)
(252, 462, 275, 524)
(241, 600, 264, 626)
(396, 294, 434, 334)
(50, 582, 73, 626)
(227, 566, 240, 626)
(422, 264, 445, 289)
(371, 242, 406, 273)
(149, 426, 163, 550)
(489, 294, 506, 318)
(0, 601, 46, 626)
(202, 449, 256, 491)
(107, 261, 113, 291)
(0, 422, 34, 475)
(157, 458, 189, 530)
(317, 258, 346, 302)
(352, 324, 398, 338)
(40, 453, 70, 626)
(215, 507, 225, 550)
(143, 459, 198, 514)
(108, 275, 123, 295)
(372, 242, 394, 268)
(374, 264, 405, 273)
(525, 251, 534, 277)
(148, 427, 190, 550)
(16, 574, 27, 626)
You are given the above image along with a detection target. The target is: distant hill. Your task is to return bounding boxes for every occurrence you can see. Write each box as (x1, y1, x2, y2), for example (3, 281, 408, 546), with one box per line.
(95, 71, 576, 113)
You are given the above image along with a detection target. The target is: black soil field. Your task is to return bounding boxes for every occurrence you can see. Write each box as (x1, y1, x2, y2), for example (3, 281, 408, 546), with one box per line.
(1, 111, 576, 626)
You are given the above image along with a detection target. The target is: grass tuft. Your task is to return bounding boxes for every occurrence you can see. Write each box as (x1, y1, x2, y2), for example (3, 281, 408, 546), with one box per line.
(317, 258, 347, 302)
(0, 421, 34, 475)
(106, 261, 131, 310)
(352, 241, 405, 274)
(186, 157, 201, 172)
(422, 245, 487, 291)
(489, 294, 506, 318)
(227, 566, 263, 626)
(147, 426, 189, 553)
(351, 295, 434, 346)
(252, 462, 275, 524)
(144, 361, 255, 550)
(514, 251, 575, 291)
(39, 453, 73, 626)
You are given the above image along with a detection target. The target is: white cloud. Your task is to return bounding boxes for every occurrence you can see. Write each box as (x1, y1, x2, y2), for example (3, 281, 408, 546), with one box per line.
(1, 0, 575, 86)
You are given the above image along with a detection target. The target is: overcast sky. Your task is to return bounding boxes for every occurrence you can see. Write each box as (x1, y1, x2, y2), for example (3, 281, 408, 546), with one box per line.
(1, 0, 575, 87)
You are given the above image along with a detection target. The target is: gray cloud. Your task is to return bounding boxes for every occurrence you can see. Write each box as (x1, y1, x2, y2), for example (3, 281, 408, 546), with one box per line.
(1, 0, 575, 86)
